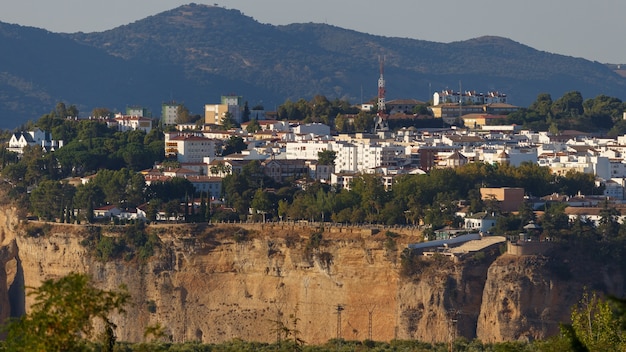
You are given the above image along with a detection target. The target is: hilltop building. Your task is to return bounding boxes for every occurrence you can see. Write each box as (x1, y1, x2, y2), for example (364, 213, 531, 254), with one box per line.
(126, 106, 150, 117)
(205, 94, 244, 125)
(7, 128, 63, 154)
(162, 102, 179, 126)
(432, 90, 507, 106)
(109, 114, 153, 133)
(164, 131, 217, 163)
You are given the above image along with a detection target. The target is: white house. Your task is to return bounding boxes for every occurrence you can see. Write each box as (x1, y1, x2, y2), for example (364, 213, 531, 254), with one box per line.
(7, 128, 63, 154)
(93, 205, 122, 219)
(464, 212, 498, 233)
(109, 114, 153, 133)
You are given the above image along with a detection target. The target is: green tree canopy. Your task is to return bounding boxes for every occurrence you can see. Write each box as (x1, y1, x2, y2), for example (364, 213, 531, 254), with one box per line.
(2, 273, 129, 352)
(245, 119, 261, 133)
(221, 135, 247, 156)
(317, 150, 337, 166)
(551, 91, 584, 118)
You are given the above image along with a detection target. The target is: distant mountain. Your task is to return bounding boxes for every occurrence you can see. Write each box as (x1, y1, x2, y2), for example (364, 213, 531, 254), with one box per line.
(1, 3, 625, 129)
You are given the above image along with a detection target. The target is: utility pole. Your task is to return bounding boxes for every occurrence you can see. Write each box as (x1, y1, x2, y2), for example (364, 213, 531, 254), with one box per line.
(367, 305, 376, 341)
(447, 309, 458, 352)
(336, 304, 344, 340)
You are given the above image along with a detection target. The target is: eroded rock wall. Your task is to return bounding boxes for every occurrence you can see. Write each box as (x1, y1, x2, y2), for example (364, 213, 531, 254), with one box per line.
(3, 221, 624, 345)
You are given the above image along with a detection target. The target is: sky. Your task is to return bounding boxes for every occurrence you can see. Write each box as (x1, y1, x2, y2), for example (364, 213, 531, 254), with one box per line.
(2, 0, 625, 64)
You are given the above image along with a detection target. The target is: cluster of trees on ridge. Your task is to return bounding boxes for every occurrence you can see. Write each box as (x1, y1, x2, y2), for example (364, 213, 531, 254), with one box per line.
(504, 92, 626, 135)
(4, 271, 626, 351)
(275, 91, 626, 134)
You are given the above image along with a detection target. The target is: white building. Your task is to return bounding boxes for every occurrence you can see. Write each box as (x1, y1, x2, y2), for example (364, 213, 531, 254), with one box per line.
(164, 132, 217, 163)
(7, 128, 63, 154)
(464, 212, 498, 233)
(291, 123, 331, 136)
(432, 90, 507, 106)
(110, 114, 153, 133)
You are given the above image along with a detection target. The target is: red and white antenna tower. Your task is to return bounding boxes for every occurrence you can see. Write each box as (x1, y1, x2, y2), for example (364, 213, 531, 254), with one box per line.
(377, 56, 386, 114)
(375, 55, 389, 132)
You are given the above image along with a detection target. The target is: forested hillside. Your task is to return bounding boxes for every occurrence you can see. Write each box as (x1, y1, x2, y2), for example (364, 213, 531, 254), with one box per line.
(1, 3, 626, 128)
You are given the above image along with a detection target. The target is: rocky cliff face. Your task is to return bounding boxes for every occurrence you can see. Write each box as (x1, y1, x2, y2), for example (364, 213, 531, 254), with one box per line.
(1, 218, 624, 344)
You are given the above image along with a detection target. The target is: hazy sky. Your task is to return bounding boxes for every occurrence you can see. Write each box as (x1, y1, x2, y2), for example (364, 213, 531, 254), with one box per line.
(2, 0, 625, 63)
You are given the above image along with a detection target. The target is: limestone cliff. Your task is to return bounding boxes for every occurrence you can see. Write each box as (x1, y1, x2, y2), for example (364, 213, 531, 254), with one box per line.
(2, 220, 624, 344)
(477, 251, 625, 342)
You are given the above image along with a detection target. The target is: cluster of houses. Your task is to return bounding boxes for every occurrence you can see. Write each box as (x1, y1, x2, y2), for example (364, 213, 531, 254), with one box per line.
(11, 91, 626, 228)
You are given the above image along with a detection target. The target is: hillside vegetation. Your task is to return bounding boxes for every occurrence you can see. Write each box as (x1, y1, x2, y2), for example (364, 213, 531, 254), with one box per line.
(1, 3, 626, 128)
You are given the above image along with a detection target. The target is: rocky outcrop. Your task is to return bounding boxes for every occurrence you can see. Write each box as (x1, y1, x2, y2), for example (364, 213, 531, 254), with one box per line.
(1, 220, 624, 344)
(477, 253, 625, 343)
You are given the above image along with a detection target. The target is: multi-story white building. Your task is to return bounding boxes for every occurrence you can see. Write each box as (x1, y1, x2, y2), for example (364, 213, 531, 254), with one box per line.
(284, 139, 406, 174)
(433, 90, 507, 106)
(538, 154, 610, 179)
(164, 132, 217, 163)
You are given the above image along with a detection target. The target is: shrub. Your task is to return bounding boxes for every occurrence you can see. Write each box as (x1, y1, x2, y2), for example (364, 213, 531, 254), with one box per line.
(146, 300, 157, 314)
(233, 229, 249, 243)
(23, 223, 51, 238)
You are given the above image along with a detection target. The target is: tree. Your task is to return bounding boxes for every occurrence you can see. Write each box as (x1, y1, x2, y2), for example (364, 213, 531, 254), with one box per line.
(30, 180, 75, 221)
(90, 169, 146, 208)
(2, 273, 129, 352)
(598, 200, 620, 241)
(222, 135, 247, 156)
(317, 150, 337, 166)
(66, 104, 79, 118)
(334, 114, 349, 133)
(74, 182, 105, 223)
(175, 104, 191, 124)
(529, 93, 553, 117)
(242, 101, 251, 123)
(251, 188, 272, 222)
(557, 170, 599, 196)
(220, 112, 239, 130)
(163, 199, 181, 221)
(552, 91, 584, 118)
(562, 290, 626, 351)
(540, 202, 569, 239)
(55, 102, 68, 119)
(146, 177, 194, 203)
(353, 111, 375, 132)
(246, 119, 261, 133)
(91, 107, 112, 119)
(351, 174, 388, 223)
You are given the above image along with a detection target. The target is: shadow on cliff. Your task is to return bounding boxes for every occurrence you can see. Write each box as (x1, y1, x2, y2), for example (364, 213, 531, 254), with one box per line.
(8, 253, 25, 318)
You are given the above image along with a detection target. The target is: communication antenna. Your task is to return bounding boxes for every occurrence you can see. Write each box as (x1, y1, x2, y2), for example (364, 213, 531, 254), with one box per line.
(375, 56, 389, 132)
(459, 80, 463, 122)
(377, 56, 386, 114)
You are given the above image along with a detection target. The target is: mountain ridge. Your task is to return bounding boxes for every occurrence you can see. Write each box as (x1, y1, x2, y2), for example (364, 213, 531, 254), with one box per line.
(0, 3, 625, 129)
